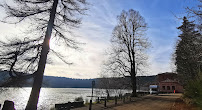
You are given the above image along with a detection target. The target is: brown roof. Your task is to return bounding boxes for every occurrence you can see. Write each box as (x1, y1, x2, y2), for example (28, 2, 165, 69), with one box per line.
(161, 78, 178, 83)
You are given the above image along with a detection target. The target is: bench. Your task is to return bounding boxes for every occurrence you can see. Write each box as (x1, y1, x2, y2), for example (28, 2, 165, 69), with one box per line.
(55, 101, 84, 110)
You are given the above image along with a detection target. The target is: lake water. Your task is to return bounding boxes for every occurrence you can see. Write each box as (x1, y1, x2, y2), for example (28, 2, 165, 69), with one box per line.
(0, 88, 131, 110)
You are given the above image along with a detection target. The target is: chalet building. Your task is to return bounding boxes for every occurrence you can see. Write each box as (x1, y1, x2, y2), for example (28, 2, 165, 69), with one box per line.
(157, 72, 183, 93)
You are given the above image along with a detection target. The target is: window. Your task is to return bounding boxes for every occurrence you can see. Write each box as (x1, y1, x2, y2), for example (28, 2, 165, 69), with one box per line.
(172, 86, 175, 90)
(162, 86, 165, 90)
(167, 86, 170, 90)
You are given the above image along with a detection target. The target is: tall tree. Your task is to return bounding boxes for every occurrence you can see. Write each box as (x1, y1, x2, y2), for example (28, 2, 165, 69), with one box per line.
(0, 0, 87, 109)
(175, 17, 202, 85)
(187, 0, 202, 31)
(103, 9, 149, 97)
(187, 0, 202, 19)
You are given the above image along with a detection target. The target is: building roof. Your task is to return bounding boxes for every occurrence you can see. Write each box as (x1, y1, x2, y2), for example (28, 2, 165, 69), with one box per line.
(160, 78, 178, 83)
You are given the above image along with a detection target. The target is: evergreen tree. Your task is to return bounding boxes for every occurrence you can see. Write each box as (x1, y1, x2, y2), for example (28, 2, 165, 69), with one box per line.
(175, 17, 202, 85)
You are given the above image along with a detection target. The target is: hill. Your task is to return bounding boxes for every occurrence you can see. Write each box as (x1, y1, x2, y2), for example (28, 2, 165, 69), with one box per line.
(0, 71, 156, 88)
(43, 76, 95, 88)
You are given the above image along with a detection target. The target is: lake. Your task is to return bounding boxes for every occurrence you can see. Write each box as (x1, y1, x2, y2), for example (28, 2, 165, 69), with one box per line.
(0, 88, 132, 110)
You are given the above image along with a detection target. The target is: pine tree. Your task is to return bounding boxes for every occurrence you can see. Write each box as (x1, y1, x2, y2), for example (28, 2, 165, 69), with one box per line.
(175, 16, 202, 85)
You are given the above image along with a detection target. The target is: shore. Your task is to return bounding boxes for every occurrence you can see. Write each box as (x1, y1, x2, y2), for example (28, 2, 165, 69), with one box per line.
(74, 93, 198, 110)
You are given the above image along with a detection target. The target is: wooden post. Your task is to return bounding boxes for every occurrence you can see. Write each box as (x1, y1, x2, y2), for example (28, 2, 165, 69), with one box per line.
(92, 81, 95, 97)
(104, 98, 106, 107)
(123, 96, 125, 103)
(129, 97, 131, 102)
(120, 94, 122, 100)
(90, 81, 95, 110)
(97, 97, 100, 103)
(115, 96, 117, 105)
(89, 100, 92, 110)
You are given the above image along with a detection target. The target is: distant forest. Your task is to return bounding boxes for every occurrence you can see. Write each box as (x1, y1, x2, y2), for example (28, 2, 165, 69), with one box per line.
(0, 70, 156, 88)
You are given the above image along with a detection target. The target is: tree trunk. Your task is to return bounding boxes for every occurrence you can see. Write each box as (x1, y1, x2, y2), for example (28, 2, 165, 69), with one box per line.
(131, 68, 137, 97)
(25, 0, 58, 109)
(131, 75, 137, 97)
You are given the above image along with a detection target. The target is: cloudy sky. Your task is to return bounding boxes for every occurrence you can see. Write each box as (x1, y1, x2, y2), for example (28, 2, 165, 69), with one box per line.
(0, 0, 200, 78)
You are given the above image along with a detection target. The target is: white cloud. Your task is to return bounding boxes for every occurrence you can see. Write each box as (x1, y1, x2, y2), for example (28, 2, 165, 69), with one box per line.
(1, 0, 193, 78)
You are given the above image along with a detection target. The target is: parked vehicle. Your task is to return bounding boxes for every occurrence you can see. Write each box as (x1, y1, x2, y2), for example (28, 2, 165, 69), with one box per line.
(149, 85, 158, 94)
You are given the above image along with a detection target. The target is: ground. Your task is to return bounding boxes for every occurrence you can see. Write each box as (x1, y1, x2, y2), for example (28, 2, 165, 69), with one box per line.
(74, 93, 199, 110)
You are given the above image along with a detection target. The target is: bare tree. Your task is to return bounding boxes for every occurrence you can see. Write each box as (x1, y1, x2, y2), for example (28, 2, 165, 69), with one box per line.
(0, 37, 42, 87)
(103, 9, 149, 97)
(186, 0, 202, 31)
(187, 0, 202, 19)
(96, 76, 131, 98)
(0, 0, 87, 109)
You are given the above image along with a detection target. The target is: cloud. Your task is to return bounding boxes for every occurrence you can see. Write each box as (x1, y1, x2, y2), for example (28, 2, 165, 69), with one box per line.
(148, 45, 173, 74)
(45, 0, 181, 78)
(1, 0, 197, 78)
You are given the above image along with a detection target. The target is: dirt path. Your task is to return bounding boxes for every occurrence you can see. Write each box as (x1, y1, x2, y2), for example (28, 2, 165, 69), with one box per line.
(110, 94, 181, 110)
(74, 93, 184, 110)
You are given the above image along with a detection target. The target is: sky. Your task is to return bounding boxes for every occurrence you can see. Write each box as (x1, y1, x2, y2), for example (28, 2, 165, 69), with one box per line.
(0, 0, 200, 78)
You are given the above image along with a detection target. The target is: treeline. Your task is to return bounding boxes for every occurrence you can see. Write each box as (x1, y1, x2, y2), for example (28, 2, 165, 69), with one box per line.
(43, 76, 95, 88)
(0, 70, 156, 88)
(97, 76, 156, 90)
(174, 1, 202, 108)
(45, 75, 156, 89)
(0, 70, 95, 88)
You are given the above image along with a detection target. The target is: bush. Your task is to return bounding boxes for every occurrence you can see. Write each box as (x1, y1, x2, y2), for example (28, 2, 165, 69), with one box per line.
(74, 96, 83, 102)
(183, 78, 202, 108)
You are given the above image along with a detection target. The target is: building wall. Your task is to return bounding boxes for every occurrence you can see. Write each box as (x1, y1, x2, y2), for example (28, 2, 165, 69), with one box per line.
(159, 82, 183, 93)
(157, 73, 183, 93)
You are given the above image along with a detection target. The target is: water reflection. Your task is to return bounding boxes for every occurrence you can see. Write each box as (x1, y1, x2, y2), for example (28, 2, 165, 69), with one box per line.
(0, 88, 93, 109)
(0, 88, 131, 109)
(0, 88, 31, 110)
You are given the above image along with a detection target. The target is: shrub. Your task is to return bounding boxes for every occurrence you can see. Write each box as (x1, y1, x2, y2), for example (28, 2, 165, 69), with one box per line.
(183, 78, 202, 108)
(74, 96, 83, 102)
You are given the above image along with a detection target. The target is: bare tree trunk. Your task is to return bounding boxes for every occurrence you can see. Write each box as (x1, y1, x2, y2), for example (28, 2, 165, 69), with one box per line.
(25, 0, 58, 109)
(132, 50, 137, 97)
(131, 68, 137, 97)
(131, 75, 137, 97)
